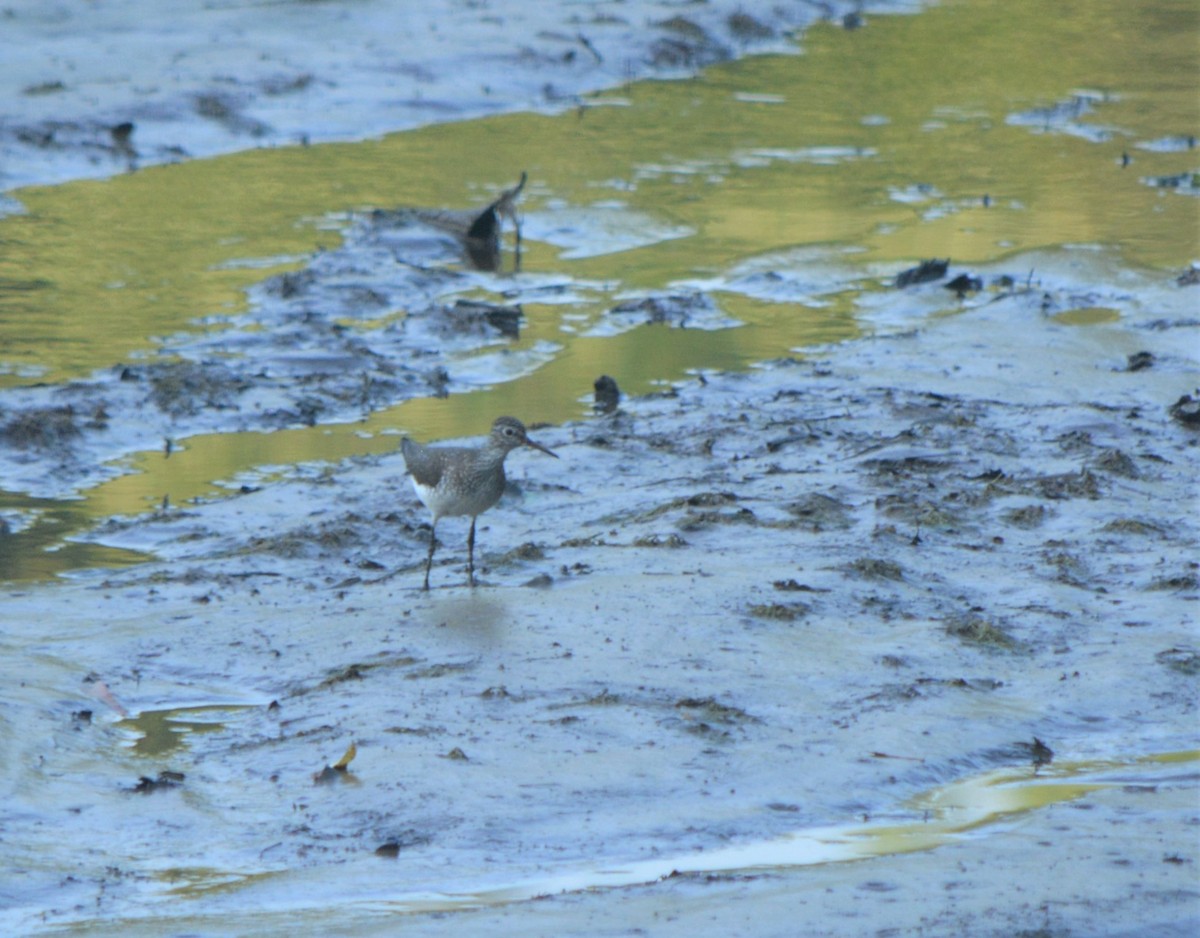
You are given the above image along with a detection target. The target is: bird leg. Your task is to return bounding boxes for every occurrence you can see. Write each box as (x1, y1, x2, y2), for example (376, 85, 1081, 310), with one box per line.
(501, 173, 526, 274)
(422, 519, 438, 591)
(467, 516, 478, 587)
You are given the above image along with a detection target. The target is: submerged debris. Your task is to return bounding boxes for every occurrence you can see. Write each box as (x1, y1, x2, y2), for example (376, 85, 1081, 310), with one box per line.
(1145, 573, 1199, 592)
(1142, 171, 1199, 192)
(375, 831, 432, 858)
(944, 614, 1020, 650)
(1125, 350, 1155, 371)
(847, 557, 905, 581)
(128, 770, 185, 794)
(785, 494, 854, 530)
(1156, 647, 1200, 676)
(246, 517, 368, 559)
(747, 601, 810, 621)
(1176, 265, 1200, 286)
(649, 17, 731, 69)
(772, 578, 822, 593)
(608, 292, 720, 328)
(1036, 469, 1102, 500)
(593, 374, 621, 414)
(1001, 504, 1050, 529)
(944, 273, 982, 297)
(635, 491, 739, 523)
(727, 12, 774, 40)
(1092, 448, 1139, 478)
(1168, 393, 1200, 428)
(501, 542, 545, 562)
(675, 695, 759, 725)
(632, 533, 688, 548)
(432, 299, 522, 339)
(142, 360, 251, 417)
(0, 406, 82, 449)
(1101, 518, 1164, 537)
(895, 258, 949, 287)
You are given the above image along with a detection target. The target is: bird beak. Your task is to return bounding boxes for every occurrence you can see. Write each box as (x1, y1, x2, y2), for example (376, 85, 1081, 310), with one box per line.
(525, 437, 559, 458)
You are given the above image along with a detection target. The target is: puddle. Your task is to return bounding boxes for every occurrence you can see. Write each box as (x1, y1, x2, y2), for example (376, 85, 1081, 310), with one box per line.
(1051, 306, 1122, 326)
(0, 490, 148, 582)
(119, 704, 255, 758)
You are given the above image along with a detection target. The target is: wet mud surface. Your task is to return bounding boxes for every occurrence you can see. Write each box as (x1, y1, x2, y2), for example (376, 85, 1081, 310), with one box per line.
(4, 267, 1198, 934)
(2, 0, 1199, 935)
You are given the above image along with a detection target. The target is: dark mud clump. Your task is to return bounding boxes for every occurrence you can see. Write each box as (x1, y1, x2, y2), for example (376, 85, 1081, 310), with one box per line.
(944, 613, 1022, 650)
(244, 515, 373, 561)
(1001, 504, 1050, 528)
(649, 17, 731, 69)
(609, 292, 722, 327)
(895, 258, 949, 287)
(675, 695, 759, 725)
(748, 601, 810, 622)
(847, 558, 905, 582)
(632, 533, 688, 548)
(593, 375, 621, 414)
(784, 493, 854, 530)
(1168, 392, 1200, 428)
(431, 299, 523, 339)
(727, 12, 775, 40)
(128, 770, 186, 794)
(1, 405, 85, 449)
(140, 360, 251, 417)
(1156, 647, 1200, 676)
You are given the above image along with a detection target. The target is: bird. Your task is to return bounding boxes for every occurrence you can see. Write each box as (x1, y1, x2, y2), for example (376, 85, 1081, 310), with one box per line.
(400, 416, 558, 589)
(461, 171, 527, 272)
(373, 172, 527, 272)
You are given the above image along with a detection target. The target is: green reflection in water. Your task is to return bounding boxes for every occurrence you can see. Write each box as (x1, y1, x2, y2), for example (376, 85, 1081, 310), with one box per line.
(120, 704, 252, 758)
(1050, 306, 1122, 326)
(2, 0, 1195, 386)
(0, 0, 1197, 580)
(0, 491, 148, 582)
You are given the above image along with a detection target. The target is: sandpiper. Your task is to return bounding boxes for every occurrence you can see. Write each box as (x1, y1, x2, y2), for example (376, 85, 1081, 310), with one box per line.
(400, 416, 558, 589)
(369, 172, 527, 272)
(462, 171, 526, 272)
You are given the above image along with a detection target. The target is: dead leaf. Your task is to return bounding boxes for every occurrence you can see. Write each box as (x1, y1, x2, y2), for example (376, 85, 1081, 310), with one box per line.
(332, 741, 357, 771)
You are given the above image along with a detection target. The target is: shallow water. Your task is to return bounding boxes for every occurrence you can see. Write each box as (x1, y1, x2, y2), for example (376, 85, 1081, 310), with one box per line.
(0, 0, 1197, 582)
